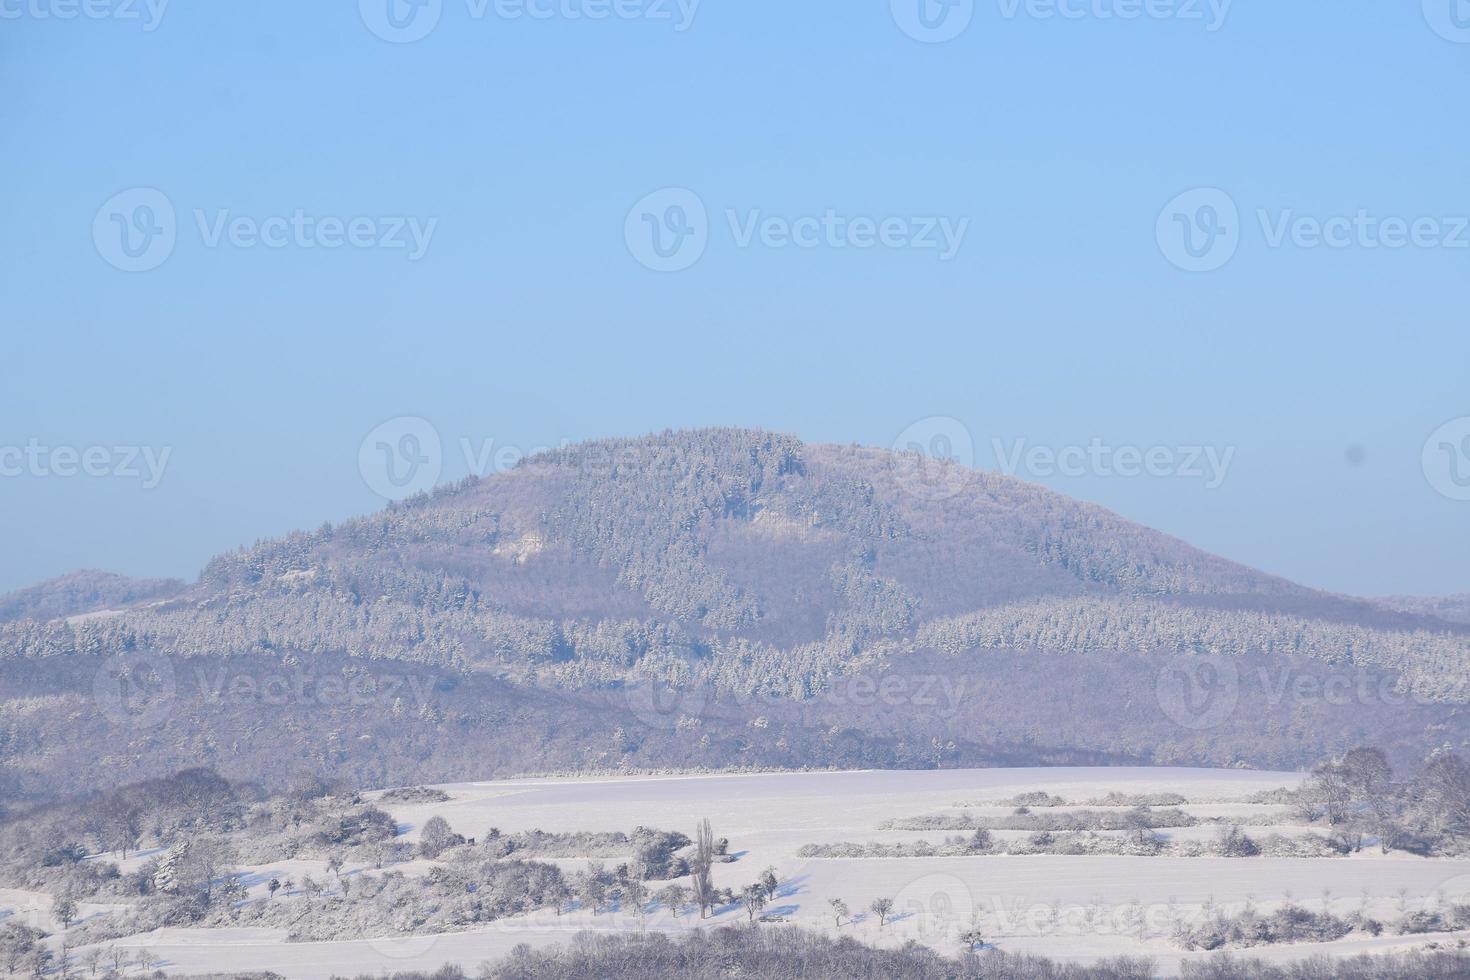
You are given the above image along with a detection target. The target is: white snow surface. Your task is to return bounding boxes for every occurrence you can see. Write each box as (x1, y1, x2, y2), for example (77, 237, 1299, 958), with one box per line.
(18, 766, 1470, 978)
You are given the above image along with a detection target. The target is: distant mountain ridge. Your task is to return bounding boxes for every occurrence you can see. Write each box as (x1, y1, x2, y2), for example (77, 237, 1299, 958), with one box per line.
(2, 428, 1466, 801)
(1376, 593, 1470, 626)
(0, 569, 183, 624)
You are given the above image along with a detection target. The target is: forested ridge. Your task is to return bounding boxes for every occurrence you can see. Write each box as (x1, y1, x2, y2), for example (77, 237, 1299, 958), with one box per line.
(3, 429, 1466, 801)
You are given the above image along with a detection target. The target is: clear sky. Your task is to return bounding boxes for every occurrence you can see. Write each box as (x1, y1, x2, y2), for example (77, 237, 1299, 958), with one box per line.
(3, 0, 1468, 597)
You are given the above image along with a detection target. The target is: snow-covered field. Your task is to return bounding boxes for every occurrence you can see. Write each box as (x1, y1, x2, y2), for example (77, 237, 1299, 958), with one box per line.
(17, 767, 1470, 978)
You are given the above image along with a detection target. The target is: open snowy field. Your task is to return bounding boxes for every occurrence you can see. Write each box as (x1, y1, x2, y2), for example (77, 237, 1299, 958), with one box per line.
(22, 767, 1470, 978)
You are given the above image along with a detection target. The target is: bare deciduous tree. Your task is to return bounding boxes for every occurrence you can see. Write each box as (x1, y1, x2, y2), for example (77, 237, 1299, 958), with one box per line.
(690, 818, 716, 919)
(742, 884, 768, 923)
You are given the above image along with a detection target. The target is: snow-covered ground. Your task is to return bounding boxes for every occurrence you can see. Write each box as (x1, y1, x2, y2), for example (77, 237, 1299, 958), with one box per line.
(0, 887, 128, 934)
(19, 766, 1470, 978)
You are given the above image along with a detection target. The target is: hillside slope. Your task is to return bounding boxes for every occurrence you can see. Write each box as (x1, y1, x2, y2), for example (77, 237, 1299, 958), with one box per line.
(2, 428, 1466, 800)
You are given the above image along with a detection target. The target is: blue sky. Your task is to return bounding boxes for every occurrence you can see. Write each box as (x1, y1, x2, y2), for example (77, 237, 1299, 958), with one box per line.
(2, 0, 1468, 597)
